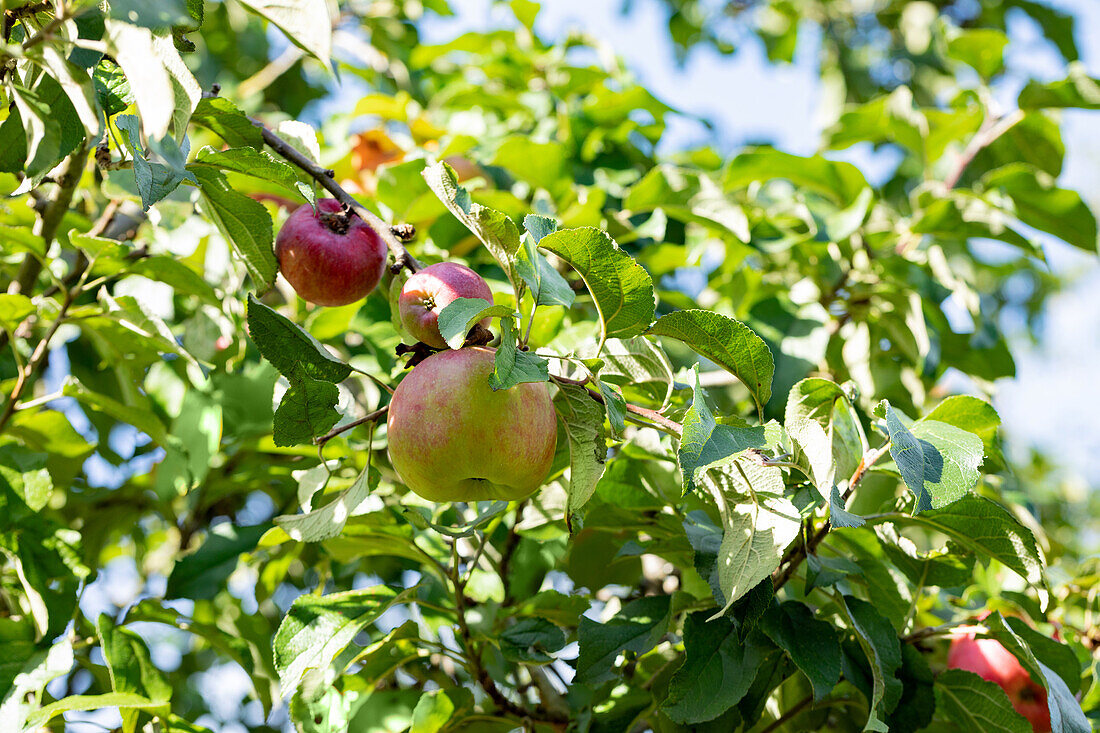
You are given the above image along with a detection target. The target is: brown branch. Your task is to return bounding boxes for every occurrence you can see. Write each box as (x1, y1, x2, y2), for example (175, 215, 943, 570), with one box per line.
(249, 118, 422, 274)
(550, 374, 682, 435)
(771, 441, 891, 591)
(313, 406, 388, 446)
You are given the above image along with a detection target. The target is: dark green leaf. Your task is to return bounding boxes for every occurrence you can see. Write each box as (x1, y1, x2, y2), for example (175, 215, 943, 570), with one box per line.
(189, 96, 264, 149)
(650, 310, 774, 413)
(489, 318, 549, 391)
(575, 595, 671, 685)
(934, 669, 1032, 733)
(192, 167, 276, 290)
(273, 376, 341, 447)
(758, 601, 841, 701)
(165, 522, 272, 600)
(246, 294, 351, 383)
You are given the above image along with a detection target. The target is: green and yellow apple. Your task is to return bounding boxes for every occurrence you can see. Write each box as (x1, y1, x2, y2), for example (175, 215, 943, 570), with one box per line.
(398, 262, 493, 348)
(386, 347, 557, 502)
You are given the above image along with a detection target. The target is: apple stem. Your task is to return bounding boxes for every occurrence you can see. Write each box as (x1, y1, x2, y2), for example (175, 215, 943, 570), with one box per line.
(250, 118, 423, 273)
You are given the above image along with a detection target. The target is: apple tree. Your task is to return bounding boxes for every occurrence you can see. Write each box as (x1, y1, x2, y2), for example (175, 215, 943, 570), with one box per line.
(1, 0, 1099, 731)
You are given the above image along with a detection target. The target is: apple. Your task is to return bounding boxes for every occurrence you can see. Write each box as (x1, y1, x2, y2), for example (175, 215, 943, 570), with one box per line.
(275, 198, 388, 307)
(398, 262, 493, 349)
(948, 632, 1050, 731)
(386, 347, 557, 502)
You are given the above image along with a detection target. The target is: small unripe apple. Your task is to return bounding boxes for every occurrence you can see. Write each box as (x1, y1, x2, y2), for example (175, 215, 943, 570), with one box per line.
(386, 347, 557, 502)
(948, 632, 1050, 731)
(398, 262, 493, 348)
(275, 198, 388, 307)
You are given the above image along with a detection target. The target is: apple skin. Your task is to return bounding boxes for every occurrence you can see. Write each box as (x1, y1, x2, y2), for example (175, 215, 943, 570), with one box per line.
(386, 347, 557, 502)
(948, 634, 1051, 731)
(275, 198, 388, 307)
(398, 262, 493, 348)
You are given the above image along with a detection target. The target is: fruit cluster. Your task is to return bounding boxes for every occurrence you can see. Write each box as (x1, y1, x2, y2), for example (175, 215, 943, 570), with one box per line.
(274, 199, 557, 502)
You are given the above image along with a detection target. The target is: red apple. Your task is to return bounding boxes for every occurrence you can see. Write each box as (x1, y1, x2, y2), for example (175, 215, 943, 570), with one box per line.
(948, 632, 1050, 731)
(386, 347, 557, 502)
(398, 262, 493, 349)
(275, 198, 388, 307)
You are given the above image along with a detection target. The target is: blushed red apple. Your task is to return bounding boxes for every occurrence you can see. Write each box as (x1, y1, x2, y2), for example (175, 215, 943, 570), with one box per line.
(386, 347, 557, 502)
(398, 262, 493, 348)
(275, 198, 388, 307)
(948, 631, 1050, 731)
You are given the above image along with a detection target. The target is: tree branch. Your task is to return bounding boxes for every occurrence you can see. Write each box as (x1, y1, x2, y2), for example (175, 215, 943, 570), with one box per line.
(249, 118, 422, 273)
(550, 374, 682, 435)
(313, 406, 388, 446)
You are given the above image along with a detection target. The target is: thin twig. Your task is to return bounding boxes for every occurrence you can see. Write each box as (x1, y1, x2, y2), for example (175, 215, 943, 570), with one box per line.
(550, 374, 683, 435)
(313, 406, 388, 445)
(759, 694, 813, 733)
(249, 118, 422, 273)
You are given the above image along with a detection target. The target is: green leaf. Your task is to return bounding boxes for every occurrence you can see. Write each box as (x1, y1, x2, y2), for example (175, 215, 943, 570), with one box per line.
(984, 613, 1090, 732)
(924, 395, 1003, 468)
(786, 378, 867, 480)
(1018, 65, 1100, 110)
(0, 224, 47, 257)
(193, 167, 277, 291)
(246, 294, 351, 382)
(882, 401, 933, 512)
(601, 336, 674, 407)
(97, 615, 171, 705)
(165, 522, 272, 600)
(276, 464, 375, 542)
(538, 227, 656, 340)
(864, 496, 1043, 587)
(0, 294, 35, 332)
(663, 612, 768, 724)
(758, 601, 841, 702)
(273, 585, 418, 696)
(493, 137, 568, 193)
(908, 418, 984, 509)
(499, 617, 566, 664)
(116, 114, 196, 210)
(553, 382, 608, 526)
(236, 0, 333, 67)
(946, 28, 1008, 79)
(489, 318, 550, 391)
(25, 693, 160, 728)
(434, 297, 514, 350)
(597, 380, 626, 437)
(723, 147, 870, 205)
(677, 368, 766, 495)
(701, 456, 800, 616)
(189, 96, 264, 149)
(423, 162, 524, 294)
(841, 596, 903, 732)
(998, 616, 1080, 696)
(410, 689, 455, 733)
(832, 529, 911, 631)
(575, 595, 671, 685)
(0, 637, 73, 730)
(517, 214, 574, 309)
(273, 376, 341, 447)
(981, 164, 1098, 252)
(934, 669, 1033, 733)
(93, 61, 133, 117)
(786, 418, 834, 499)
(105, 20, 200, 140)
(107, 0, 190, 28)
(830, 484, 865, 528)
(32, 45, 102, 139)
(194, 145, 314, 204)
(887, 645, 935, 733)
(62, 377, 172, 448)
(650, 310, 774, 413)
(874, 523, 974, 588)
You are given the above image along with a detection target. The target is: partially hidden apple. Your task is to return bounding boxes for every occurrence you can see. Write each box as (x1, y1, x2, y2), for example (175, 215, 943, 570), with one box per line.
(948, 630, 1051, 731)
(398, 262, 493, 348)
(386, 347, 557, 502)
(275, 198, 388, 307)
